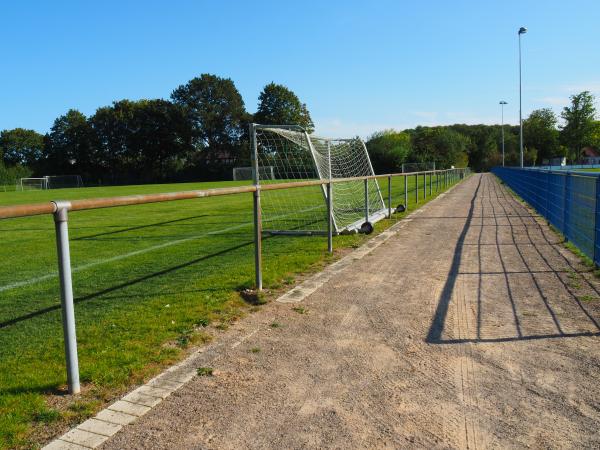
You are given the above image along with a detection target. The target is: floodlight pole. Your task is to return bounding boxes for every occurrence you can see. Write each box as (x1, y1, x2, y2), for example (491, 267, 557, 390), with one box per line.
(250, 124, 262, 291)
(53, 201, 80, 394)
(500, 101, 507, 166)
(519, 27, 527, 168)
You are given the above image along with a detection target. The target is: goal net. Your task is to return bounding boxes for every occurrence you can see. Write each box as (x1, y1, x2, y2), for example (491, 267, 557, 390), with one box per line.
(45, 175, 83, 189)
(233, 166, 275, 181)
(19, 178, 48, 190)
(18, 175, 83, 191)
(253, 125, 386, 234)
(402, 162, 435, 173)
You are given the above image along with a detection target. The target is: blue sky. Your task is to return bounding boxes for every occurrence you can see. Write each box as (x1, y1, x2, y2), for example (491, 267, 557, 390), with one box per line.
(1, 0, 599, 138)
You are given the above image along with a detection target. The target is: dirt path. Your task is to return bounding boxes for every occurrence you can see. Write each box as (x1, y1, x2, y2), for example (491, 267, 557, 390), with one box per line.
(102, 174, 600, 449)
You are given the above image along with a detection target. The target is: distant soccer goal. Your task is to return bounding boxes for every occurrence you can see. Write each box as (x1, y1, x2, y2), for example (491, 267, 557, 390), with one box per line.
(252, 125, 386, 234)
(233, 166, 275, 181)
(18, 178, 48, 191)
(18, 175, 83, 191)
(45, 175, 84, 189)
(402, 162, 436, 173)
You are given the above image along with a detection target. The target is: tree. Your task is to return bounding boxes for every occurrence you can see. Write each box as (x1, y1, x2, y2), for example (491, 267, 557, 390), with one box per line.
(254, 82, 314, 132)
(45, 110, 96, 177)
(0, 128, 45, 168)
(366, 130, 411, 173)
(171, 74, 247, 160)
(90, 99, 194, 183)
(523, 108, 560, 163)
(409, 127, 470, 169)
(560, 91, 597, 161)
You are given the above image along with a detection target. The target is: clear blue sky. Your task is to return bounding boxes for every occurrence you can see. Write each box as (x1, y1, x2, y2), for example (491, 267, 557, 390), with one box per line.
(2, 0, 599, 138)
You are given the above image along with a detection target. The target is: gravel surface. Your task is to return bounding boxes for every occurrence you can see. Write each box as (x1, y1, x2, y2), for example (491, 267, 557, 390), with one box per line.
(101, 173, 600, 449)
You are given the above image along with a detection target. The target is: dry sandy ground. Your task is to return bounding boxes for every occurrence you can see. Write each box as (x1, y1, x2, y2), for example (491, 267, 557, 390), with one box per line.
(102, 173, 600, 449)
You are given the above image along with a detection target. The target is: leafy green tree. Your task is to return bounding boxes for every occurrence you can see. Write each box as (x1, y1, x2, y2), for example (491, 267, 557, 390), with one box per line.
(368, 130, 411, 171)
(560, 91, 597, 161)
(0, 128, 45, 168)
(45, 110, 96, 177)
(523, 108, 560, 163)
(409, 126, 470, 169)
(171, 74, 247, 160)
(254, 82, 314, 132)
(366, 130, 411, 173)
(90, 99, 194, 183)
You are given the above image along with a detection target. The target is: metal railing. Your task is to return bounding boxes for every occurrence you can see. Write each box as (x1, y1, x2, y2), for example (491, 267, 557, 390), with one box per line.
(493, 167, 600, 266)
(0, 168, 469, 393)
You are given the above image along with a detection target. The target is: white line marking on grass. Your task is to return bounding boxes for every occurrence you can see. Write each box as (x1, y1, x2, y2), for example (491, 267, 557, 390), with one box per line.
(1, 206, 324, 293)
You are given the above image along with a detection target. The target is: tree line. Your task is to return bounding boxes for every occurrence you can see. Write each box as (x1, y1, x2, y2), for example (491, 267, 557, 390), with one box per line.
(1, 79, 598, 187)
(0, 75, 313, 186)
(367, 91, 600, 174)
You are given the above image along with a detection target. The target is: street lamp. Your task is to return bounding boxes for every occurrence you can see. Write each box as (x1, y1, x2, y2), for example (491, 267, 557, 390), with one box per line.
(518, 26, 527, 167)
(499, 101, 507, 166)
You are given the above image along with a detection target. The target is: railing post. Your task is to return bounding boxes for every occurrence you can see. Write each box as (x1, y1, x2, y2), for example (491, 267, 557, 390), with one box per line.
(429, 171, 432, 196)
(563, 172, 570, 242)
(364, 178, 369, 223)
(250, 124, 262, 290)
(387, 175, 392, 218)
(327, 181, 333, 254)
(52, 201, 80, 395)
(423, 173, 427, 199)
(415, 174, 418, 203)
(404, 175, 408, 210)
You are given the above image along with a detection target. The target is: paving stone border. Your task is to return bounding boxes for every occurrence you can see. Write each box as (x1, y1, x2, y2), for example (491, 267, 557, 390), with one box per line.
(42, 183, 458, 449)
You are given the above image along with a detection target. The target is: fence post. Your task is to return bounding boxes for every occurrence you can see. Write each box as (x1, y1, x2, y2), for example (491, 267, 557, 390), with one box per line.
(563, 172, 570, 242)
(52, 201, 80, 395)
(429, 172, 432, 196)
(404, 175, 408, 211)
(250, 124, 262, 291)
(415, 174, 418, 203)
(387, 175, 392, 218)
(364, 178, 369, 223)
(595, 176, 600, 265)
(327, 181, 333, 254)
(423, 173, 427, 199)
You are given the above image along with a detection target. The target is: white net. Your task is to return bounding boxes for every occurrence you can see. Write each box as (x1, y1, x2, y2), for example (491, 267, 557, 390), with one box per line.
(233, 166, 274, 181)
(45, 175, 83, 189)
(19, 178, 48, 191)
(402, 162, 435, 173)
(254, 126, 386, 233)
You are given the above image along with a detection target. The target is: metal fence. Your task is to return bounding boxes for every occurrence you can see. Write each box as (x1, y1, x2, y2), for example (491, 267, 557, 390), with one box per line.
(0, 168, 468, 394)
(492, 167, 600, 266)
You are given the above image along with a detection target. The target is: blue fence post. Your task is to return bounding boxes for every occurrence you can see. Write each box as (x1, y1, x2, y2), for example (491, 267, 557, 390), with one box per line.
(594, 176, 600, 266)
(563, 172, 570, 241)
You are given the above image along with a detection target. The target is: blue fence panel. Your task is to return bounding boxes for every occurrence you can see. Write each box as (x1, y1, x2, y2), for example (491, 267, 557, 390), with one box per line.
(492, 167, 600, 265)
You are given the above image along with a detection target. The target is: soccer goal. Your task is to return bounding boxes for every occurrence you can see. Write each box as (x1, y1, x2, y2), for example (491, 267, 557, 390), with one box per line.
(18, 175, 83, 191)
(233, 166, 275, 181)
(18, 178, 48, 190)
(251, 124, 386, 234)
(45, 175, 83, 189)
(402, 162, 436, 173)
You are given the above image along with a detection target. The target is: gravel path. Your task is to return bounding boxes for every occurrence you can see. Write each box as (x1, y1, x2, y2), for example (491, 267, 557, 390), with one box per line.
(101, 173, 600, 449)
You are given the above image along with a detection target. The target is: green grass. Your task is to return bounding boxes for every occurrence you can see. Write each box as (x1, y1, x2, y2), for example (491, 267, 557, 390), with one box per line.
(0, 173, 460, 448)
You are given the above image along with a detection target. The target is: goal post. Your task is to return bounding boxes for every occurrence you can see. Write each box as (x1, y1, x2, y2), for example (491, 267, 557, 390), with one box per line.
(18, 178, 48, 191)
(18, 175, 84, 191)
(232, 166, 275, 181)
(251, 124, 386, 234)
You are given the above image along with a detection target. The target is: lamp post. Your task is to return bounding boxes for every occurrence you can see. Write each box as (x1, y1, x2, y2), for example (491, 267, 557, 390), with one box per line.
(500, 101, 507, 166)
(518, 26, 527, 168)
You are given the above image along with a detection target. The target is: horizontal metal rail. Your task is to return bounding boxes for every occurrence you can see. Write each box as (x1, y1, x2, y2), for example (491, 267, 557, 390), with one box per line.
(0, 167, 469, 394)
(0, 169, 463, 220)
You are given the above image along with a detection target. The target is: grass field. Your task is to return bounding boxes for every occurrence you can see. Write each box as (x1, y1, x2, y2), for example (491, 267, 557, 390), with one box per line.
(0, 173, 459, 448)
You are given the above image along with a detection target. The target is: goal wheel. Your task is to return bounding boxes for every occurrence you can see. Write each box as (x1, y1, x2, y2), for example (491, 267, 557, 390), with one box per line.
(395, 204, 406, 213)
(360, 221, 374, 234)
